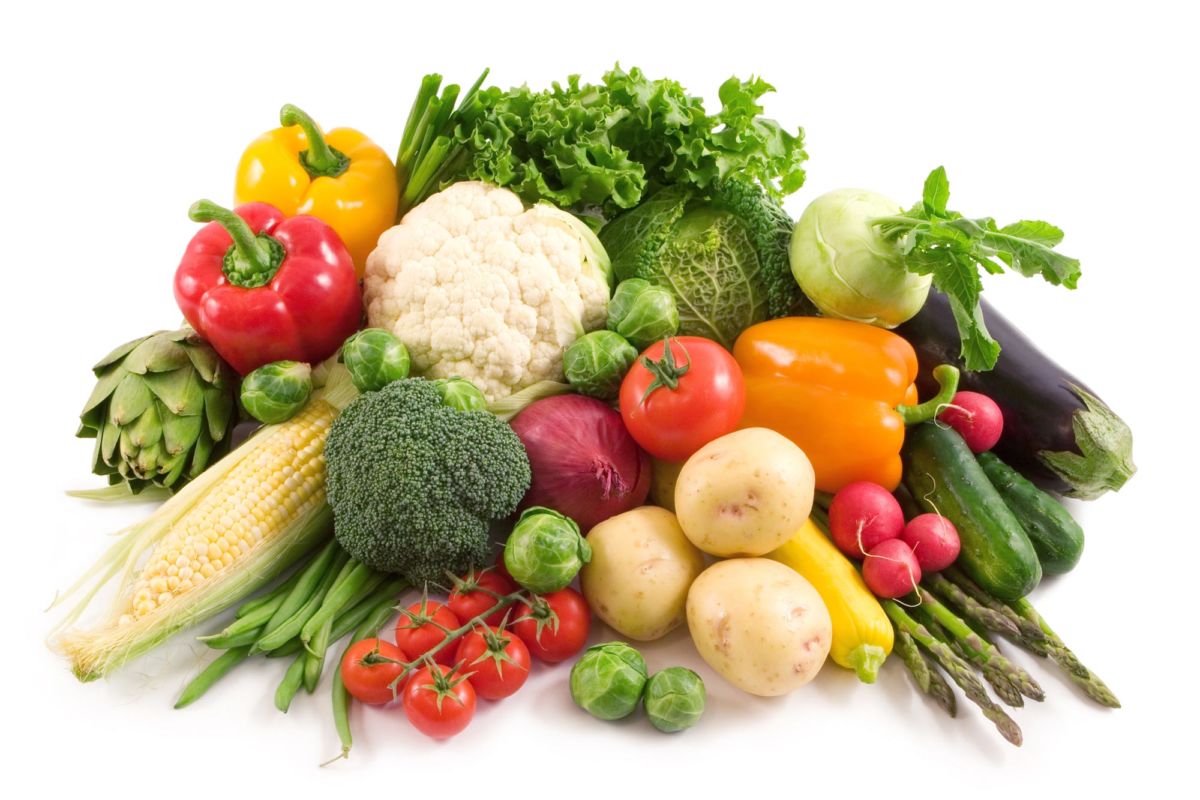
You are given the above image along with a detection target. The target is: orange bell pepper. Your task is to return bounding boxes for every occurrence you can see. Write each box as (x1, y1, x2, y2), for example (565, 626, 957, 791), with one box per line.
(733, 317, 957, 493)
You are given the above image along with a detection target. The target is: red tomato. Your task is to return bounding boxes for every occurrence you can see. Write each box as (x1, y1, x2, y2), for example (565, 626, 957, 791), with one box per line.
(619, 336, 745, 462)
(447, 568, 518, 627)
(340, 638, 407, 705)
(511, 588, 590, 663)
(455, 625, 531, 700)
(402, 665, 476, 739)
(394, 600, 461, 666)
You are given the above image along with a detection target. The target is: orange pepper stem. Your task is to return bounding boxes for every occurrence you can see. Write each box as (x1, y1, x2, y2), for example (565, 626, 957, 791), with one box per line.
(279, 104, 349, 179)
(897, 364, 961, 425)
(188, 200, 284, 289)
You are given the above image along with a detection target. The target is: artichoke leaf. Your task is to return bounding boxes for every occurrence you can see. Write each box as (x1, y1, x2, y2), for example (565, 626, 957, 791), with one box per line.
(123, 334, 190, 375)
(91, 334, 151, 373)
(110, 373, 154, 426)
(203, 385, 234, 440)
(161, 409, 202, 456)
(143, 366, 205, 417)
(79, 365, 128, 422)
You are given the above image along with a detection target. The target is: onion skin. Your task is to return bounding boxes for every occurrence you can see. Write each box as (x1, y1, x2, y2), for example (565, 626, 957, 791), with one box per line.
(510, 395, 651, 532)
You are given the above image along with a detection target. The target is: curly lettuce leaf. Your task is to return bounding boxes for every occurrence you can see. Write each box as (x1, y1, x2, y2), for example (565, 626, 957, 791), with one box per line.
(407, 67, 807, 218)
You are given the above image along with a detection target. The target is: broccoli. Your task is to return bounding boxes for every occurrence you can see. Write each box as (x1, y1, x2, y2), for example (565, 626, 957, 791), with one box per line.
(324, 379, 531, 586)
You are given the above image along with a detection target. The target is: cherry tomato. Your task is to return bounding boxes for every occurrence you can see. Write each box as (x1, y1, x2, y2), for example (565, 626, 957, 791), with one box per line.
(512, 588, 590, 663)
(394, 600, 461, 666)
(340, 638, 407, 705)
(455, 625, 531, 700)
(619, 336, 745, 462)
(402, 664, 476, 740)
(447, 568, 518, 627)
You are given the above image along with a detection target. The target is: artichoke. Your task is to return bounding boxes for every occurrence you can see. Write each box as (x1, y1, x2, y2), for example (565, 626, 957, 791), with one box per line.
(78, 328, 237, 493)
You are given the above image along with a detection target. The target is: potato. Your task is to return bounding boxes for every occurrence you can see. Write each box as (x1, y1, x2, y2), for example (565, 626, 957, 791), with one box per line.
(674, 428, 815, 557)
(581, 506, 706, 641)
(686, 558, 832, 696)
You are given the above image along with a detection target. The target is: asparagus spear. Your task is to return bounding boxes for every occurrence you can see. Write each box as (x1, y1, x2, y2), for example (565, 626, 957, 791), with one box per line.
(922, 652, 958, 717)
(944, 567, 1048, 649)
(1008, 598, 1120, 709)
(925, 573, 1021, 638)
(915, 605, 1024, 708)
(917, 588, 1045, 702)
(884, 601, 1022, 746)
(894, 628, 931, 693)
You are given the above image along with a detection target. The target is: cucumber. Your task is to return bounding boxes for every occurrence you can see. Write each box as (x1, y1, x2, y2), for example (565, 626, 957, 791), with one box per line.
(902, 423, 1041, 600)
(977, 452, 1085, 575)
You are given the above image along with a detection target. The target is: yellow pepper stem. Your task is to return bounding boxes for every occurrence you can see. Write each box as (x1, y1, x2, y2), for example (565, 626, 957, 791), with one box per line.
(279, 104, 349, 179)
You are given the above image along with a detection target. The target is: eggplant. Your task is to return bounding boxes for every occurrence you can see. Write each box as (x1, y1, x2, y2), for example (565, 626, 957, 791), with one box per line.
(897, 292, 1135, 499)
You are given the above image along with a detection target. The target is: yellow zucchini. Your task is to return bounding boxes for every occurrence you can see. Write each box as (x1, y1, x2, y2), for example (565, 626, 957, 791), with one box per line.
(768, 517, 893, 682)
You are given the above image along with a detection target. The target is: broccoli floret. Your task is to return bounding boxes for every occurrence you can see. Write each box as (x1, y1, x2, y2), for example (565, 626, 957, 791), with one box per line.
(324, 379, 531, 586)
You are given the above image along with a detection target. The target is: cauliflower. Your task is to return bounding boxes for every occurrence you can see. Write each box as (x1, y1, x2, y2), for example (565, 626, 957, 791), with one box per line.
(364, 181, 613, 401)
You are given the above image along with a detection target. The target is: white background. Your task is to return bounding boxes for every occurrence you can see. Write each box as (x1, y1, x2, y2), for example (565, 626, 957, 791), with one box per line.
(3, 1, 1196, 796)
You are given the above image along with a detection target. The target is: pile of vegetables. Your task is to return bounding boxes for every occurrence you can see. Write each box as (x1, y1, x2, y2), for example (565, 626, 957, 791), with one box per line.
(50, 65, 1134, 757)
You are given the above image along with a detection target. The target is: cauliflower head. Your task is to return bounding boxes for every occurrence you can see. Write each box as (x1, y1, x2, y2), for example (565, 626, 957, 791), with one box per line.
(364, 181, 613, 402)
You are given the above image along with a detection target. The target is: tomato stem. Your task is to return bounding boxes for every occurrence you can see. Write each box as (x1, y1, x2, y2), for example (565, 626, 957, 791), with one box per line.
(639, 337, 691, 404)
(387, 590, 529, 692)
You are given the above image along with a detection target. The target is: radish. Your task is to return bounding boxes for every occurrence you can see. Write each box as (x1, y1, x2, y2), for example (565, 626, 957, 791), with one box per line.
(862, 539, 922, 598)
(900, 514, 961, 572)
(828, 481, 905, 559)
(938, 391, 1004, 453)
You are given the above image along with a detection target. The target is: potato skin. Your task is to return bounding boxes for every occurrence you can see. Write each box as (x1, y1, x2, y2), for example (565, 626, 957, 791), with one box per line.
(686, 558, 832, 696)
(674, 428, 815, 557)
(581, 506, 706, 641)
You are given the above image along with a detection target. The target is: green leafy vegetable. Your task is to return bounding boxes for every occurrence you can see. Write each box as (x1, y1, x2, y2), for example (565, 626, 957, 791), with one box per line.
(394, 67, 807, 220)
(873, 167, 1081, 370)
(607, 279, 680, 350)
(600, 179, 808, 349)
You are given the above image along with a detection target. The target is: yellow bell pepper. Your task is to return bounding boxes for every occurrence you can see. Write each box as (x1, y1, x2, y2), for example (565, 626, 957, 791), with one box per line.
(235, 105, 398, 276)
(769, 517, 893, 683)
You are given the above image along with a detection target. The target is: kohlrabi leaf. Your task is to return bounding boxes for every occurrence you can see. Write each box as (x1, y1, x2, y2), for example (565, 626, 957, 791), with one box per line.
(873, 167, 1080, 371)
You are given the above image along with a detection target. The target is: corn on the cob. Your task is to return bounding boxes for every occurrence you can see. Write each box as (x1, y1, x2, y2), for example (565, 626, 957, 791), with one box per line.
(51, 364, 358, 682)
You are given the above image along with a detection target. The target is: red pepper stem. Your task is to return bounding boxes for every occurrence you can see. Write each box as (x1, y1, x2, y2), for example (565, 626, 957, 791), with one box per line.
(279, 104, 349, 179)
(188, 200, 284, 289)
(897, 364, 961, 425)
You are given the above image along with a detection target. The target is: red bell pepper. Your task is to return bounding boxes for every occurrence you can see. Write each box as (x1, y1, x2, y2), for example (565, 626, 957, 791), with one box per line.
(174, 200, 362, 375)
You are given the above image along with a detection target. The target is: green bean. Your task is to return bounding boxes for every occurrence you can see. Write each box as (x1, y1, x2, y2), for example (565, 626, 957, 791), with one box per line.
(304, 616, 334, 692)
(301, 562, 380, 645)
(235, 568, 302, 618)
(253, 550, 348, 653)
(202, 626, 265, 650)
(260, 540, 341, 639)
(275, 652, 307, 713)
(175, 646, 251, 709)
(323, 583, 406, 765)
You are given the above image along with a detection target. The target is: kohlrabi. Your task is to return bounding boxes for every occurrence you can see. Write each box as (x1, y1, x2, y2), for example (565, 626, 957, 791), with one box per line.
(790, 188, 932, 329)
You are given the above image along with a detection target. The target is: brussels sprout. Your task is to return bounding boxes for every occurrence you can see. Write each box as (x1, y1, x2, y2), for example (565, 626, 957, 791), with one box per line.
(790, 188, 932, 329)
(607, 279, 680, 349)
(341, 329, 411, 393)
(434, 376, 488, 412)
(504, 507, 591, 593)
(570, 642, 648, 720)
(643, 667, 706, 732)
(239, 361, 312, 424)
(563, 331, 638, 401)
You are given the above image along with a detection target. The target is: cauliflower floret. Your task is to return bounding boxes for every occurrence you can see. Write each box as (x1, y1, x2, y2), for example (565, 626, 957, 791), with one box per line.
(364, 182, 613, 402)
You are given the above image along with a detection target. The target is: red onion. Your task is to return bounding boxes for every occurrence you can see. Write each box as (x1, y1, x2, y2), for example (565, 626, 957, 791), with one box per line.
(509, 394, 651, 532)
